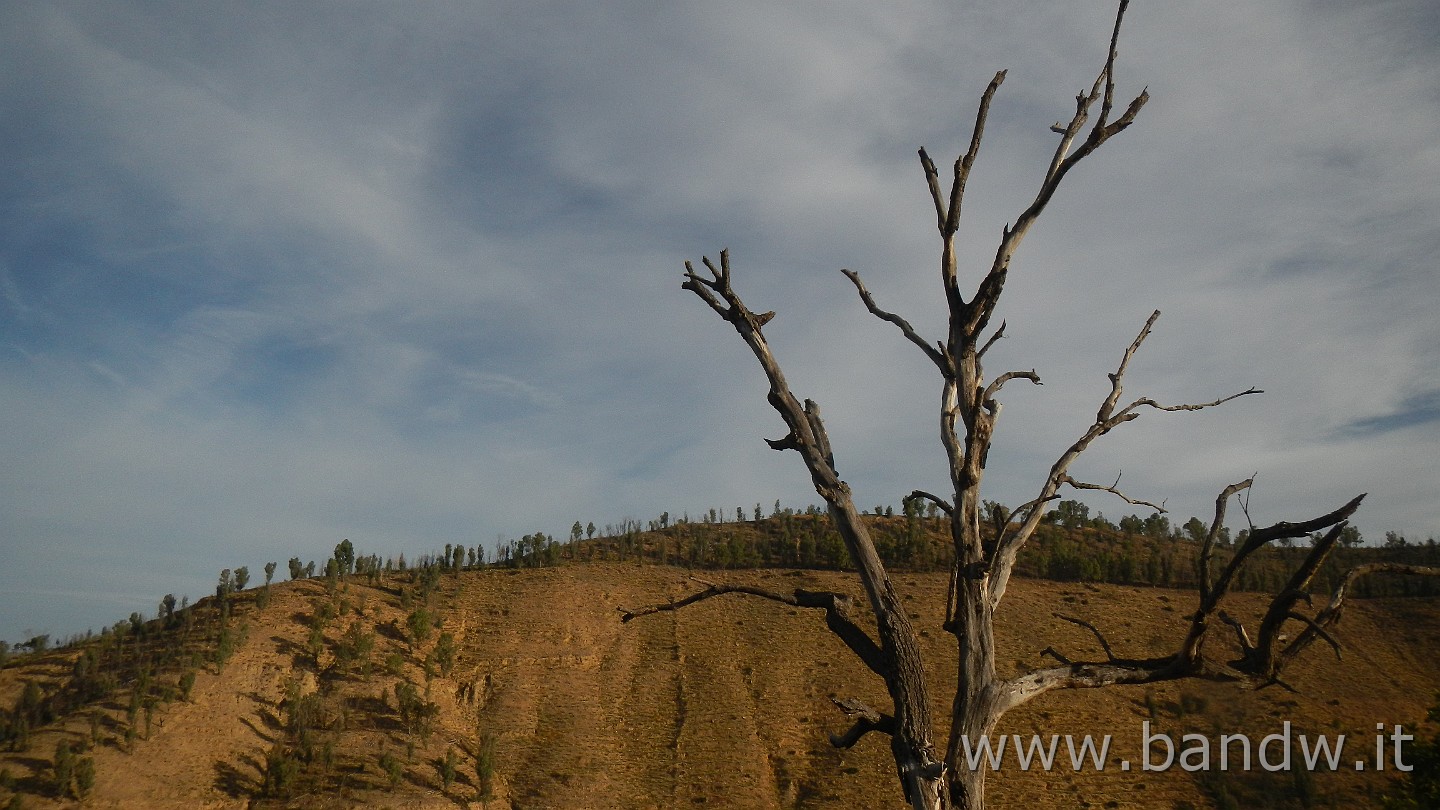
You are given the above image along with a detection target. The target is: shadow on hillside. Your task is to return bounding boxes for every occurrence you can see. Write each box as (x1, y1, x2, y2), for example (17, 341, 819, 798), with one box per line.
(270, 634, 303, 656)
(239, 715, 279, 745)
(213, 756, 258, 798)
(268, 634, 316, 671)
(245, 693, 285, 733)
(347, 694, 403, 733)
(4, 755, 53, 796)
(376, 620, 406, 643)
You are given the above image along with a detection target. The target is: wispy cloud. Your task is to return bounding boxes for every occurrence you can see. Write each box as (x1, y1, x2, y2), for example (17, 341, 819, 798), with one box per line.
(1341, 390, 1440, 437)
(2, 0, 1438, 642)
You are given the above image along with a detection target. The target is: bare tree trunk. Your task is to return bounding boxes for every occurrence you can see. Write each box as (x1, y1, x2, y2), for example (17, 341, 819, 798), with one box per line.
(629, 3, 1440, 807)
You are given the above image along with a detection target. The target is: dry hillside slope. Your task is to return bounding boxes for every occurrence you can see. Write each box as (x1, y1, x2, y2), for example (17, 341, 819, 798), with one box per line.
(2, 564, 1438, 809)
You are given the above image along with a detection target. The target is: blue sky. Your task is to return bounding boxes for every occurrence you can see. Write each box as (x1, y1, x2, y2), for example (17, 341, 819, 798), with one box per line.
(3, 1, 1439, 644)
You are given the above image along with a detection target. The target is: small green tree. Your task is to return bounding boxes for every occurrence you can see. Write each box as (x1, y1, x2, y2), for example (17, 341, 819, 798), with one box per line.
(432, 632, 457, 678)
(52, 740, 75, 798)
(288, 557, 304, 580)
(475, 731, 497, 800)
(1050, 499, 1090, 529)
(74, 756, 95, 799)
(394, 681, 438, 739)
(406, 608, 433, 651)
(324, 558, 341, 594)
(440, 747, 460, 793)
(1183, 517, 1208, 542)
(334, 619, 376, 676)
(179, 669, 197, 702)
(263, 561, 277, 586)
(333, 539, 356, 576)
(1339, 525, 1363, 547)
(234, 566, 250, 591)
(379, 750, 404, 789)
(261, 740, 301, 799)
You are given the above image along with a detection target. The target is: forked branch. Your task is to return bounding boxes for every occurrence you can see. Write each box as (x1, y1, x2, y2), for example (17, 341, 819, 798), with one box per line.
(988, 310, 1260, 609)
(1001, 492, 1440, 711)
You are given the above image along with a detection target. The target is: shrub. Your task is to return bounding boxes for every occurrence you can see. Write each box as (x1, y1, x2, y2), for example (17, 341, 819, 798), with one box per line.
(1384, 693, 1440, 809)
(432, 632, 458, 678)
(379, 751, 404, 789)
(394, 681, 438, 740)
(384, 653, 405, 677)
(74, 757, 96, 799)
(440, 747, 459, 793)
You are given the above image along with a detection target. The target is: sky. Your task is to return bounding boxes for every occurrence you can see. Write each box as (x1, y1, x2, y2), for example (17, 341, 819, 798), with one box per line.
(2, 0, 1438, 645)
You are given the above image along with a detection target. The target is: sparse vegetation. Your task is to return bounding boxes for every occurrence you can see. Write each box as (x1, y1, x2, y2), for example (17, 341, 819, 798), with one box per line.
(393, 681, 438, 741)
(1384, 693, 1440, 809)
(0, 529, 1433, 808)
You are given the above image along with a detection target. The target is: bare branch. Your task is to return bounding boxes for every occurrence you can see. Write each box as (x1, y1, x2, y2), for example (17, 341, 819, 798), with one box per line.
(1251, 523, 1347, 673)
(1094, 0, 1127, 130)
(1118, 388, 1263, 418)
(907, 490, 954, 516)
(945, 70, 1008, 239)
(1240, 494, 1366, 554)
(620, 581, 887, 678)
(982, 369, 1040, 403)
(829, 696, 897, 748)
(1217, 611, 1255, 655)
(1000, 0, 1148, 260)
(1283, 611, 1342, 660)
(1199, 479, 1254, 602)
(1059, 472, 1165, 513)
(843, 268, 948, 371)
(681, 250, 943, 805)
(1039, 647, 1072, 666)
(1096, 310, 1160, 423)
(918, 148, 946, 233)
(1173, 494, 1371, 679)
(1271, 562, 1440, 677)
(988, 311, 1260, 610)
(1054, 613, 1117, 663)
(976, 320, 1007, 360)
(1001, 657, 1203, 714)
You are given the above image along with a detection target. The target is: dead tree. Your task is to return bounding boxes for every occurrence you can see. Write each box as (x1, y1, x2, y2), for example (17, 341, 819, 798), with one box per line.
(627, 3, 1440, 808)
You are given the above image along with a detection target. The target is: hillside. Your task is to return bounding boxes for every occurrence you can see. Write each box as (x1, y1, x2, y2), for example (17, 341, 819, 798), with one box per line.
(2, 563, 1438, 809)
